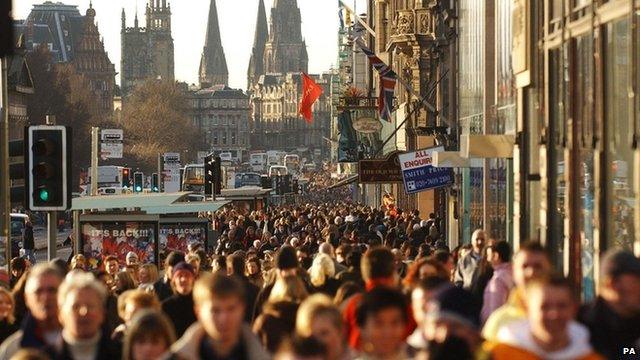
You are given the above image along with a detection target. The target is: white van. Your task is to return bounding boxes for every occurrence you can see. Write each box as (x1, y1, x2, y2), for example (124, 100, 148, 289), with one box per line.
(268, 165, 288, 177)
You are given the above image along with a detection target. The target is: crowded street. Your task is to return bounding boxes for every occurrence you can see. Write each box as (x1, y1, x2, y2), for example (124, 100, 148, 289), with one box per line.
(2, 0, 640, 359)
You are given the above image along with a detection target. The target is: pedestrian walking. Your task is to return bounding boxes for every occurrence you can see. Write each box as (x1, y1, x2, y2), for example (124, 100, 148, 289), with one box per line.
(22, 221, 36, 265)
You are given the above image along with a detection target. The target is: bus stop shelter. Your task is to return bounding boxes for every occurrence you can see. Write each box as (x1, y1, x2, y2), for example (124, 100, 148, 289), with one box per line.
(71, 192, 229, 268)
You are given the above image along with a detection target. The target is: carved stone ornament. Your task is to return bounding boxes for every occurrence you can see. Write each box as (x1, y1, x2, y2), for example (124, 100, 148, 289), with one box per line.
(396, 11, 414, 35)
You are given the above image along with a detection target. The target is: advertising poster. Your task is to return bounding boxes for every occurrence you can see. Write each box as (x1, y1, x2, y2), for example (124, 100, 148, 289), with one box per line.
(159, 223, 207, 257)
(398, 146, 454, 194)
(81, 222, 156, 268)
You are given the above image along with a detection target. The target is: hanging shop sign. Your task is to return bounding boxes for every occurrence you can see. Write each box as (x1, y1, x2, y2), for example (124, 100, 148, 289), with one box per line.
(398, 146, 454, 194)
(358, 151, 403, 183)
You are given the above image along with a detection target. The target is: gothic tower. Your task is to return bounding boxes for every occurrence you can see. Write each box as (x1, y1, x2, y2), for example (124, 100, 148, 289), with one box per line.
(199, 0, 228, 88)
(264, 0, 308, 74)
(121, 0, 174, 95)
(247, 0, 268, 90)
(146, 0, 174, 82)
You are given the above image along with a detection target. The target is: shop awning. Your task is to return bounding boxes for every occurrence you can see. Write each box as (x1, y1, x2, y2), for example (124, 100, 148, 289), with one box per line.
(327, 174, 359, 189)
(72, 192, 191, 211)
(432, 151, 484, 168)
(460, 134, 515, 158)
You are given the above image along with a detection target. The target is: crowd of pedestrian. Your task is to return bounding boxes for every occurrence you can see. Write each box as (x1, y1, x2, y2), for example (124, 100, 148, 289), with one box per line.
(0, 201, 639, 359)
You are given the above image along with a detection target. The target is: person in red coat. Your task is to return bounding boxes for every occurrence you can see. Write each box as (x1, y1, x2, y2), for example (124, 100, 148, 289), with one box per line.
(342, 246, 416, 350)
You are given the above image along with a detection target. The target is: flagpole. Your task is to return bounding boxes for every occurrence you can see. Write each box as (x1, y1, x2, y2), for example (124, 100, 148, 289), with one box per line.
(373, 72, 448, 158)
(339, 0, 375, 37)
(354, 39, 452, 128)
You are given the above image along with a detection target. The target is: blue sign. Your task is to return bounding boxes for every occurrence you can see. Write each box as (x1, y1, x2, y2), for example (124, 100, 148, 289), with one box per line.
(398, 147, 454, 194)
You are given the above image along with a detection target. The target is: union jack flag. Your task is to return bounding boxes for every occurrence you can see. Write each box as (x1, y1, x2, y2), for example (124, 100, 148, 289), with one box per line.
(356, 40, 396, 122)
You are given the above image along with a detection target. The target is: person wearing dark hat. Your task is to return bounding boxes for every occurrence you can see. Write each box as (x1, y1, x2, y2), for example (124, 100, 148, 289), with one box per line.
(251, 246, 308, 321)
(578, 249, 640, 359)
(161, 262, 197, 338)
(418, 283, 481, 359)
(154, 251, 185, 301)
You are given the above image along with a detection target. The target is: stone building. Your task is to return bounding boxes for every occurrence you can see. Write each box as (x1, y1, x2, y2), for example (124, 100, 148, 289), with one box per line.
(250, 73, 332, 158)
(14, 1, 116, 115)
(189, 86, 251, 161)
(247, 0, 330, 159)
(199, 0, 228, 88)
(121, 0, 174, 95)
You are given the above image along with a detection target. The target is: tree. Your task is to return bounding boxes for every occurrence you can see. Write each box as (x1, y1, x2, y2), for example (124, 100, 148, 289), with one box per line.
(119, 79, 203, 172)
(26, 46, 105, 189)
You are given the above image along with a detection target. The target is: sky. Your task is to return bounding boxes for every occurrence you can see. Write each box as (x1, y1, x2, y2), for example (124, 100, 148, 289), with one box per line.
(13, 0, 368, 90)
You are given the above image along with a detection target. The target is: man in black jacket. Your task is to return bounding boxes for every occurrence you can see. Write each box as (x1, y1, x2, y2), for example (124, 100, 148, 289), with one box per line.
(22, 220, 35, 264)
(153, 251, 185, 301)
(578, 249, 640, 359)
(161, 262, 197, 338)
(227, 253, 259, 323)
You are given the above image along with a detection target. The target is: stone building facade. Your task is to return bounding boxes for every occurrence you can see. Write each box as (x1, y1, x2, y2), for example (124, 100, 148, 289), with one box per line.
(121, 0, 174, 95)
(189, 86, 251, 161)
(250, 73, 332, 157)
(14, 1, 116, 115)
(247, 0, 330, 159)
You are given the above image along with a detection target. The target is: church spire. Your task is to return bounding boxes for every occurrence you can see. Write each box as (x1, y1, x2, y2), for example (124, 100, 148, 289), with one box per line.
(247, 0, 268, 89)
(199, 0, 228, 88)
(264, 0, 307, 74)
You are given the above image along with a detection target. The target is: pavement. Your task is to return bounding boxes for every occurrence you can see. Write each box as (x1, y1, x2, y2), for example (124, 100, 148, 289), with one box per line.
(33, 225, 71, 250)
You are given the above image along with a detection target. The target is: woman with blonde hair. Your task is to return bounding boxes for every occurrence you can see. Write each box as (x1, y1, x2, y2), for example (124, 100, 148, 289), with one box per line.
(112, 289, 161, 341)
(308, 253, 340, 296)
(253, 274, 309, 353)
(137, 263, 159, 292)
(113, 270, 137, 295)
(0, 287, 17, 343)
(296, 294, 356, 360)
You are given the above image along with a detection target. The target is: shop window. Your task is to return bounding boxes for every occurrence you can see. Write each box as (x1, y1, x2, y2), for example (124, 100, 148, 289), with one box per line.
(605, 18, 635, 251)
(548, 46, 567, 268)
(574, 33, 595, 300)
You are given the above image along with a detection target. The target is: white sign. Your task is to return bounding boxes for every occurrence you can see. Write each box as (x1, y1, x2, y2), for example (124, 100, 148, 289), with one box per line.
(398, 146, 454, 194)
(100, 129, 123, 141)
(163, 153, 181, 193)
(197, 151, 208, 164)
(100, 142, 123, 159)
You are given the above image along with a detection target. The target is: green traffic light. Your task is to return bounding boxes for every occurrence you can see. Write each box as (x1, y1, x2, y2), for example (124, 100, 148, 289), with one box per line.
(39, 189, 50, 202)
(136, 186, 142, 192)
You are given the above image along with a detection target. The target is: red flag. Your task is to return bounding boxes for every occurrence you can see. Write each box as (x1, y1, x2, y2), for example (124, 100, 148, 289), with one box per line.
(298, 73, 323, 123)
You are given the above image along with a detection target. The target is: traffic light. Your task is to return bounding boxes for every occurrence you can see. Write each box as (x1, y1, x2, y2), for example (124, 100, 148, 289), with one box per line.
(122, 168, 131, 189)
(133, 172, 143, 193)
(25, 126, 72, 211)
(204, 154, 221, 196)
(151, 173, 159, 192)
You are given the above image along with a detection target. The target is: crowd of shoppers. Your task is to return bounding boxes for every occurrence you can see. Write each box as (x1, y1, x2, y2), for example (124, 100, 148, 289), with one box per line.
(0, 201, 639, 359)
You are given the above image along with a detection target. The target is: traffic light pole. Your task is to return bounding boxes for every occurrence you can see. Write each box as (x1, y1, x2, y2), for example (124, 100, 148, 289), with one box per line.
(0, 56, 11, 272)
(90, 127, 99, 196)
(47, 212, 57, 260)
(43, 116, 57, 260)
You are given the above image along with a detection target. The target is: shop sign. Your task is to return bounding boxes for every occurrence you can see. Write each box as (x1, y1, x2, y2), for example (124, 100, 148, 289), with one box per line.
(358, 151, 403, 183)
(353, 116, 383, 133)
(398, 146, 454, 194)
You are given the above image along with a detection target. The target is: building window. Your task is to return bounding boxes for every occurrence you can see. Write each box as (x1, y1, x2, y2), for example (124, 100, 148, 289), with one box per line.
(605, 18, 634, 252)
(213, 134, 218, 145)
(231, 132, 236, 145)
(222, 133, 227, 145)
(547, 46, 568, 269)
(575, 32, 595, 301)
